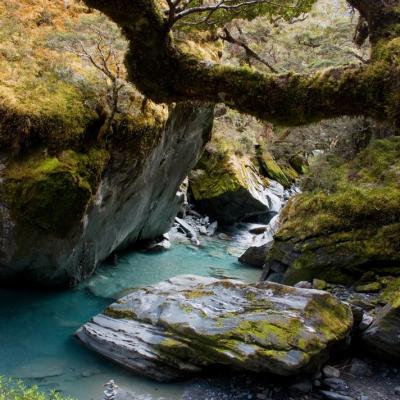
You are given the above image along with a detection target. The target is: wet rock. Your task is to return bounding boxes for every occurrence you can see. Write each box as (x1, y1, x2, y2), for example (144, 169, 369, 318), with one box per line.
(0, 104, 214, 286)
(77, 275, 353, 382)
(238, 243, 271, 268)
(295, 281, 312, 289)
(190, 150, 283, 223)
(319, 391, 354, 400)
(323, 378, 348, 392)
(207, 221, 218, 236)
(322, 365, 341, 378)
(145, 235, 171, 252)
(349, 359, 372, 377)
(362, 294, 400, 360)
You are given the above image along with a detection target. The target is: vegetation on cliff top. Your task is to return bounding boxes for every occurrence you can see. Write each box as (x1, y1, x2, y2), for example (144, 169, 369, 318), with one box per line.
(267, 136, 400, 285)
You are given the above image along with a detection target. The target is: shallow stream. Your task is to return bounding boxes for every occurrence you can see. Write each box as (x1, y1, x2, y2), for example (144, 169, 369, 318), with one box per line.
(0, 231, 261, 400)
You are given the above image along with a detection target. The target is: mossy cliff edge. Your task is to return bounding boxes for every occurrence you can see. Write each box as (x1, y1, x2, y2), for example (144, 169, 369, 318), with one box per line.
(264, 137, 400, 285)
(0, 103, 213, 287)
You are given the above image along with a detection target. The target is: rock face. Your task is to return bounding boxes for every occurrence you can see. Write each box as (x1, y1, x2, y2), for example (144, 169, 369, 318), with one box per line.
(190, 150, 283, 223)
(263, 138, 400, 285)
(76, 275, 353, 382)
(362, 294, 400, 360)
(0, 104, 213, 286)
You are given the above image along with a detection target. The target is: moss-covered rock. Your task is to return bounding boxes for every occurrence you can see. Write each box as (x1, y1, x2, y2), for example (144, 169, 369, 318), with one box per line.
(76, 274, 353, 381)
(362, 292, 400, 360)
(0, 104, 213, 287)
(264, 137, 400, 285)
(190, 149, 279, 222)
(2, 149, 109, 236)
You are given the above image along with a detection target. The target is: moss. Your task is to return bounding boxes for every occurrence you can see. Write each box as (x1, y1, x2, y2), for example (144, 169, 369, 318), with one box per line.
(190, 150, 251, 200)
(256, 147, 293, 188)
(268, 138, 400, 285)
(355, 282, 381, 293)
(104, 306, 136, 320)
(2, 148, 109, 236)
(380, 277, 400, 304)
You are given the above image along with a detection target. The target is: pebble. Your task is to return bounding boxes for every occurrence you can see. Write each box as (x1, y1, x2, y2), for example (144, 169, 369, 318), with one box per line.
(323, 365, 341, 378)
(395, 386, 400, 396)
(360, 396, 369, 400)
(256, 394, 267, 400)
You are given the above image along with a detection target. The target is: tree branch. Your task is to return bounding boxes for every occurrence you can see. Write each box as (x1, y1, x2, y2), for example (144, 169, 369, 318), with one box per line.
(83, 0, 399, 127)
(220, 27, 279, 73)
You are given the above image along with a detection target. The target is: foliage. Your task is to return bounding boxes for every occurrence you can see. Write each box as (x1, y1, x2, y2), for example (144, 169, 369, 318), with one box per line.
(170, 0, 317, 31)
(0, 377, 74, 400)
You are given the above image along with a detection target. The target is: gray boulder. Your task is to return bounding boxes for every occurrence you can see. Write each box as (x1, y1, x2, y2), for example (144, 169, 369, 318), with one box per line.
(238, 242, 272, 268)
(361, 294, 400, 360)
(76, 275, 353, 382)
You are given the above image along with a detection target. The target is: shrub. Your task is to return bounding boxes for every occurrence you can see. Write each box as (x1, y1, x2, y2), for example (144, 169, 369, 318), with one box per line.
(0, 377, 74, 400)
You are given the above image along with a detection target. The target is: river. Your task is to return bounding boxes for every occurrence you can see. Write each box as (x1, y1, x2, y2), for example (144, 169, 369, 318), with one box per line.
(0, 228, 263, 400)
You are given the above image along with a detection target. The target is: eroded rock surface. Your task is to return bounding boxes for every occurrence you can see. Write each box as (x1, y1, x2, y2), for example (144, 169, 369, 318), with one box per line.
(190, 150, 283, 223)
(0, 104, 213, 286)
(76, 275, 353, 382)
(362, 293, 400, 360)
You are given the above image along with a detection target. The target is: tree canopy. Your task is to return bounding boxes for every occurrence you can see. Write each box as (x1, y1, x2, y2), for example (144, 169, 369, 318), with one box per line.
(83, 0, 400, 127)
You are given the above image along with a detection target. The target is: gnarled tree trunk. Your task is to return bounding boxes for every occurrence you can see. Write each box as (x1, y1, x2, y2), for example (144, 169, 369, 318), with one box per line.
(84, 0, 400, 127)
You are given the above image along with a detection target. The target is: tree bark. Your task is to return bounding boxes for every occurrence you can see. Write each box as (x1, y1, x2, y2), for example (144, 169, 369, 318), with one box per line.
(84, 0, 400, 127)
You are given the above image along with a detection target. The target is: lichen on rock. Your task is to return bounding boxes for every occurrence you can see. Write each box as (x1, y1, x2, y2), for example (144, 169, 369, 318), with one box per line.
(76, 274, 353, 381)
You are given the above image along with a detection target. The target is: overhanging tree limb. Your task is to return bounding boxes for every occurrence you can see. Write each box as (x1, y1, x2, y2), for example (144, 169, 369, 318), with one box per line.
(83, 0, 400, 127)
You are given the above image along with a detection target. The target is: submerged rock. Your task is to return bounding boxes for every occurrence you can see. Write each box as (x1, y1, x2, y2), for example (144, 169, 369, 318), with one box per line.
(361, 293, 400, 360)
(76, 275, 353, 382)
(0, 104, 213, 286)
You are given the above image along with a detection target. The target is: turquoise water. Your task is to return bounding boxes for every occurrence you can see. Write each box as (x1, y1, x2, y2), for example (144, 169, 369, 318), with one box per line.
(0, 237, 261, 400)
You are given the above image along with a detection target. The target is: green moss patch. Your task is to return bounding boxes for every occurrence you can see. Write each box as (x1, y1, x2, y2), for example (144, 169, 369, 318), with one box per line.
(2, 148, 109, 236)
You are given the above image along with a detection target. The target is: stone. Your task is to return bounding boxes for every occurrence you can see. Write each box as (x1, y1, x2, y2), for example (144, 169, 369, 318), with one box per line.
(394, 386, 400, 396)
(289, 380, 312, 393)
(207, 221, 218, 236)
(145, 236, 171, 252)
(349, 359, 372, 377)
(323, 378, 348, 392)
(354, 282, 381, 293)
(238, 243, 271, 269)
(190, 150, 283, 223)
(313, 279, 327, 291)
(362, 294, 400, 360)
(76, 275, 353, 382)
(322, 365, 341, 378)
(319, 391, 354, 400)
(295, 281, 312, 289)
(199, 226, 208, 235)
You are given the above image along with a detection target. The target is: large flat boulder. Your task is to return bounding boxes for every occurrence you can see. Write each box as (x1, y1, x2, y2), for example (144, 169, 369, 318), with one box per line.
(361, 293, 400, 360)
(76, 275, 353, 382)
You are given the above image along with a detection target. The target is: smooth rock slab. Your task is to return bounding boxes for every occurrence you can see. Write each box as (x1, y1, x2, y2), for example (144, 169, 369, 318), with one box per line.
(76, 275, 353, 382)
